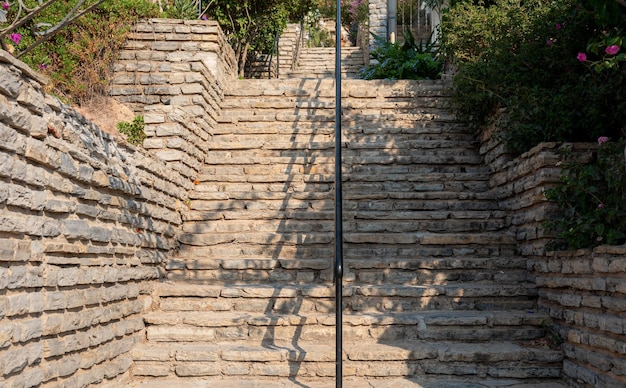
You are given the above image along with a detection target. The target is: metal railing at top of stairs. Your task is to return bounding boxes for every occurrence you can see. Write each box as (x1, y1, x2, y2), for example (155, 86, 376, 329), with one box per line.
(334, 0, 343, 387)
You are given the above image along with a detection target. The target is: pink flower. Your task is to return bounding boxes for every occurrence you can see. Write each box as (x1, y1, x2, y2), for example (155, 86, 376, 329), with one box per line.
(39, 63, 47, 70)
(577, 52, 587, 62)
(598, 136, 609, 144)
(201, 14, 207, 20)
(605, 45, 620, 56)
(1, 2, 8, 10)
(546, 38, 554, 46)
(9, 33, 21, 45)
(555, 23, 562, 30)
(598, 203, 605, 209)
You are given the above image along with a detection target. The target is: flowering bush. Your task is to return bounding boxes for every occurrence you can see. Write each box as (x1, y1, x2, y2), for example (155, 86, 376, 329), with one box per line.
(545, 138, 626, 249)
(1, 0, 160, 104)
(441, 0, 626, 154)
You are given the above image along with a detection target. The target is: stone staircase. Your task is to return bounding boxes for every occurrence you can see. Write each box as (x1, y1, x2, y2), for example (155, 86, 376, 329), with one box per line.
(130, 78, 565, 387)
(286, 47, 365, 78)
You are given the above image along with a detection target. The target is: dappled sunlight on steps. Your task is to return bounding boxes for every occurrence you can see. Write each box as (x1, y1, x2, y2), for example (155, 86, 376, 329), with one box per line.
(131, 77, 565, 385)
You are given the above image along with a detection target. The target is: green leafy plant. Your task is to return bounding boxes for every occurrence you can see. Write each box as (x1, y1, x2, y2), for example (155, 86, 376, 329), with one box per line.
(359, 29, 442, 80)
(441, 0, 626, 154)
(541, 320, 563, 349)
(116, 116, 146, 146)
(544, 138, 626, 250)
(165, 0, 198, 19)
(12, 0, 160, 105)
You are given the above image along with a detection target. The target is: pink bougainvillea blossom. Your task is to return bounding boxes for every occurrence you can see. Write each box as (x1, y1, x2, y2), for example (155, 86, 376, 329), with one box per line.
(1, 2, 8, 10)
(555, 23, 562, 30)
(598, 136, 610, 144)
(605, 45, 620, 56)
(577, 52, 587, 62)
(546, 38, 554, 46)
(9, 33, 21, 45)
(598, 203, 605, 209)
(201, 14, 207, 20)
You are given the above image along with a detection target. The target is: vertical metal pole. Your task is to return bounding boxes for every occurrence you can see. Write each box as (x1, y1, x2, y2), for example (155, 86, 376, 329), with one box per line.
(334, 0, 343, 387)
(388, 0, 397, 43)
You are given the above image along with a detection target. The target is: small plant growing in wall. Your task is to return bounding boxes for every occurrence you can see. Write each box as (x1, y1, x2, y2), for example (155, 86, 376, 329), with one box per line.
(116, 116, 146, 146)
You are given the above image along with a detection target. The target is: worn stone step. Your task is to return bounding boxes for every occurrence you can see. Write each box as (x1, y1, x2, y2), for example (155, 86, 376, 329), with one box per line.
(208, 137, 477, 150)
(180, 218, 506, 235)
(141, 310, 548, 344)
(173, 231, 518, 261)
(178, 219, 506, 238)
(219, 99, 449, 112)
(217, 111, 457, 124)
(212, 121, 470, 135)
(174, 232, 519, 260)
(177, 230, 515, 248)
(130, 376, 570, 388)
(131, 340, 562, 380)
(197, 165, 490, 179)
(225, 79, 449, 99)
(151, 282, 538, 312)
(164, 253, 529, 286)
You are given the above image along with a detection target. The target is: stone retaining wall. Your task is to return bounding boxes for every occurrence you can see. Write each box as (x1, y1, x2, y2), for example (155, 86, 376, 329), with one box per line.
(532, 246, 626, 387)
(482, 135, 626, 387)
(0, 51, 184, 386)
(110, 18, 236, 185)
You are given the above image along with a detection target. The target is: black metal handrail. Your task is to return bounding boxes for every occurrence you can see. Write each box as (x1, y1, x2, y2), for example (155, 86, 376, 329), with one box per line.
(267, 29, 280, 79)
(334, 1, 343, 387)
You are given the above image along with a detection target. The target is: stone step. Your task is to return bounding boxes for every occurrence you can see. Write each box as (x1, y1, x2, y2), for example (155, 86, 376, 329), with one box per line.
(198, 164, 491, 178)
(180, 230, 515, 260)
(131, 340, 562, 380)
(207, 137, 476, 149)
(130, 376, 570, 388)
(152, 281, 538, 312)
(225, 79, 449, 99)
(165, 255, 530, 286)
(218, 100, 451, 114)
(184, 196, 501, 215)
(141, 310, 548, 344)
(181, 214, 507, 234)
(212, 121, 470, 135)
(217, 111, 457, 124)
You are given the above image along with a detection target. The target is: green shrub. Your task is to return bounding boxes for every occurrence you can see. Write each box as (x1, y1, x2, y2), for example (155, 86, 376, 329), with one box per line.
(165, 0, 198, 19)
(359, 30, 442, 80)
(12, 0, 160, 105)
(117, 116, 146, 146)
(545, 138, 626, 250)
(441, 0, 626, 154)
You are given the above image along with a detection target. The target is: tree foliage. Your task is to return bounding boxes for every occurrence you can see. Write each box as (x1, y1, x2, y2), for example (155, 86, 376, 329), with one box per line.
(2, 0, 160, 104)
(204, 0, 316, 76)
(441, 0, 626, 154)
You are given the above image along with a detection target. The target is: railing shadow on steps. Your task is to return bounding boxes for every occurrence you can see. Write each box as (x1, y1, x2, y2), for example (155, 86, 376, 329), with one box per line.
(257, 77, 331, 387)
(176, 76, 549, 384)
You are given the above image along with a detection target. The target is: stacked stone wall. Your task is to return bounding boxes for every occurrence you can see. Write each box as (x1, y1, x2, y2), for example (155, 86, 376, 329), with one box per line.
(533, 246, 626, 387)
(110, 19, 236, 184)
(278, 23, 303, 76)
(0, 51, 184, 386)
(483, 135, 626, 387)
(369, 0, 388, 47)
